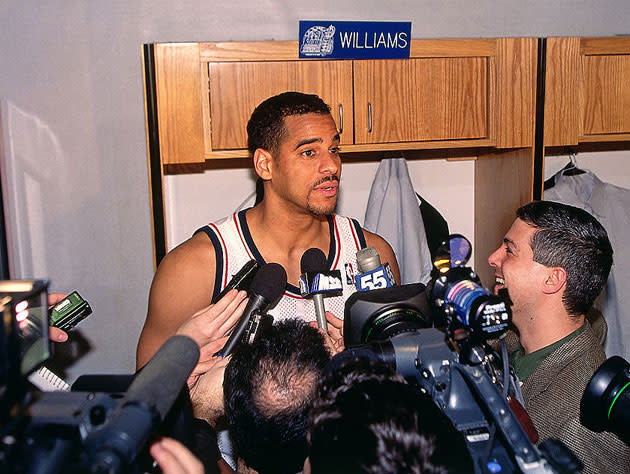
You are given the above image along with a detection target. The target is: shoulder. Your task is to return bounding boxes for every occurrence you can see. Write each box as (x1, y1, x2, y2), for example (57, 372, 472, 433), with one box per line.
(362, 228, 395, 257)
(137, 233, 217, 368)
(361, 227, 401, 283)
(156, 232, 216, 279)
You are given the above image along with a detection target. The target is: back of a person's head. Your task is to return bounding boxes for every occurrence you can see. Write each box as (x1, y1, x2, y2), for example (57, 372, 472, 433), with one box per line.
(516, 200, 613, 316)
(224, 318, 331, 474)
(308, 358, 473, 474)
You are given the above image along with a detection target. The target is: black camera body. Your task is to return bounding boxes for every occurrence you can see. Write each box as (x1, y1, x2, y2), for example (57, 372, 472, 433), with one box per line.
(341, 236, 577, 474)
(0, 281, 197, 474)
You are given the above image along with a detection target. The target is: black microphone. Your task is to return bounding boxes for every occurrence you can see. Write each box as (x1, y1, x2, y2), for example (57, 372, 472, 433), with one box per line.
(87, 335, 200, 473)
(212, 259, 260, 304)
(354, 246, 396, 291)
(215, 262, 287, 357)
(300, 248, 343, 333)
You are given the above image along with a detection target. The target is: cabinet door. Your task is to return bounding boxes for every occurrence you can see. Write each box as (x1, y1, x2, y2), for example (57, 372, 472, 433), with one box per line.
(353, 58, 488, 144)
(208, 61, 353, 150)
(545, 37, 630, 145)
(583, 54, 630, 136)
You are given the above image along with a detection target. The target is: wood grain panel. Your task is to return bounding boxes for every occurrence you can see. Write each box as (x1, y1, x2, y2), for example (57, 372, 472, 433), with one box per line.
(496, 38, 537, 148)
(354, 57, 487, 144)
(154, 43, 205, 164)
(200, 41, 298, 61)
(543, 37, 580, 146)
(474, 148, 533, 288)
(582, 55, 630, 135)
(409, 38, 496, 57)
(198, 39, 496, 62)
(581, 37, 630, 55)
(208, 61, 353, 150)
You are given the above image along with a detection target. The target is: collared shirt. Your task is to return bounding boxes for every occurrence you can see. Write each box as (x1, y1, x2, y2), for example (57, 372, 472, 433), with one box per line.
(510, 323, 586, 381)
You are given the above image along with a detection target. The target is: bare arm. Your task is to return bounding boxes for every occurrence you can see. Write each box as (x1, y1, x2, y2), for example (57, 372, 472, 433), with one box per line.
(136, 233, 217, 369)
(363, 229, 401, 285)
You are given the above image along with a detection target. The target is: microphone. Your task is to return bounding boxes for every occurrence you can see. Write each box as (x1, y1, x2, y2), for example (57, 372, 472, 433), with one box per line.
(88, 335, 200, 473)
(212, 259, 260, 304)
(300, 248, 343, 332)
(215, 262, 287, 357)
(355, 246, 396, 291)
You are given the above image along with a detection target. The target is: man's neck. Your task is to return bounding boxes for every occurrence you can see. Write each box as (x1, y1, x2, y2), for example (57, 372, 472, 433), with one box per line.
(247, 201, 330, 244)
(516, 307, 585, 354)
(246, 202, 332, 285)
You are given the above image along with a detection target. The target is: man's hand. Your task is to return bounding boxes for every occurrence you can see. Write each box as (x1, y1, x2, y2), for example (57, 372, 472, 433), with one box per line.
(48, 293, 69, 342)
(150, 437, 205, 474)
(310, 311, 344, 355)
(190, 356, 230, 425)
(177, 289, 248, 390)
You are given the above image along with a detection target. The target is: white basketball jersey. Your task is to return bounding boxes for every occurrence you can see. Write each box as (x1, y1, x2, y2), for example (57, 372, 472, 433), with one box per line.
(195, 210, 367, 322)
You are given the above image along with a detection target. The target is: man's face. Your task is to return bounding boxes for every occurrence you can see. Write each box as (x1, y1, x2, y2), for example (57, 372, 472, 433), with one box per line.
(488, 218, 549, 322)
(269, 113, 341, 216)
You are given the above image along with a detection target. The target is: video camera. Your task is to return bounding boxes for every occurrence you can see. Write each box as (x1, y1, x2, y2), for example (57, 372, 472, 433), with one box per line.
(0, 280, 198, 474)
(338, 235, 579, 474)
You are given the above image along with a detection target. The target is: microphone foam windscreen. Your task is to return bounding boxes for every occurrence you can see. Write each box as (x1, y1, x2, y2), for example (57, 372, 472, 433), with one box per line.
(250, 262, 287, 302)
(356, 246, 382, 273)
(124, 335, 200, 420)
(300, 247, 328, 273)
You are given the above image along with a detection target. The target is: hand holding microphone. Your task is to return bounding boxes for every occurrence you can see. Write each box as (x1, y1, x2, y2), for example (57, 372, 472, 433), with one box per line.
(300, 248, 343, 333)
(177, 289, 248, 389)
(215, 262, 287, 358)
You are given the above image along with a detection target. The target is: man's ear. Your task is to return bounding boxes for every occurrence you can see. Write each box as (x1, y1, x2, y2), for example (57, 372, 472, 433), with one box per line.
(542, 266, 567, 295)
(253, 148, 273, 180)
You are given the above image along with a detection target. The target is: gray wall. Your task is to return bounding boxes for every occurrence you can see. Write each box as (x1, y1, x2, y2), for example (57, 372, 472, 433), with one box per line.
(1, 1, 629, 382)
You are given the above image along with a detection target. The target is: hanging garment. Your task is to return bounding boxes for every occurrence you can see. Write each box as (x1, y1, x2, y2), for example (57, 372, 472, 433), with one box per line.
(364, 158, 433, 284)
(544, 169, 630, 359)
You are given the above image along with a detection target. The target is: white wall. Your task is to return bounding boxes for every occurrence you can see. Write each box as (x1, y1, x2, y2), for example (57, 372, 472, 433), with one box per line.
(1, 0, 629, 382)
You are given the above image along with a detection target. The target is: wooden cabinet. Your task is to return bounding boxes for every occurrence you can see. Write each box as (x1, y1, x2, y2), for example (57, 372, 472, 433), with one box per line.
(146, 38, 536, 164)
(353, 57, 488, 144)
(544, 37, 630, 146)
(208, 60, 354, 150)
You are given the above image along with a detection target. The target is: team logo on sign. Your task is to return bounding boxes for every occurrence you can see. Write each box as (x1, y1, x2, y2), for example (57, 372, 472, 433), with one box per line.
(300, 24, 336, 57)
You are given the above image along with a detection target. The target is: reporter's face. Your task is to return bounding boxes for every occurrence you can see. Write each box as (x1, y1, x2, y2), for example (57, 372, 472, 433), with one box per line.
(488, 219, 548, 322)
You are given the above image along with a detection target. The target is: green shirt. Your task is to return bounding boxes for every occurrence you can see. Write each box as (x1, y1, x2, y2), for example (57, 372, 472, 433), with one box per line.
(510, 323, 586, 381)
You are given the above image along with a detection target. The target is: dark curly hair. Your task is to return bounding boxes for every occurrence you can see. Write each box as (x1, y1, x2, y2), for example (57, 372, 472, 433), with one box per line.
(223, 318, 331, 474)
(246, 91, 331, 156)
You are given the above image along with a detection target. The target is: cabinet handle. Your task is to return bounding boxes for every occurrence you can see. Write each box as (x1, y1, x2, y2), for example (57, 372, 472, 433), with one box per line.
(367, 102, 372, 133)
(338, 104, 343, 134)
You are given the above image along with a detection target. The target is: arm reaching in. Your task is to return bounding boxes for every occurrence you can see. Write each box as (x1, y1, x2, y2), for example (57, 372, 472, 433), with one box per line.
(177, 289, 248, 391)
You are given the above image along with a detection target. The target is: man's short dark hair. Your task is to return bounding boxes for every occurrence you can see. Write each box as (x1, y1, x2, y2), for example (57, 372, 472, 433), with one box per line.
(223, 319, 331, 474)
(516, 200, 613, 316)
(308, 358, 473, 473)
(246, 91, 331, 156)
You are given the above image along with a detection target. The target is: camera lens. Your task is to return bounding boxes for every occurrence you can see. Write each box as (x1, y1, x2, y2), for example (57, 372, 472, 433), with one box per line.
(581, 356, 630, 445)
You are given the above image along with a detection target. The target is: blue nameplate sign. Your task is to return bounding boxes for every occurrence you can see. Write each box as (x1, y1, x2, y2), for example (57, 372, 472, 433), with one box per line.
(299, 21, 411, 59)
